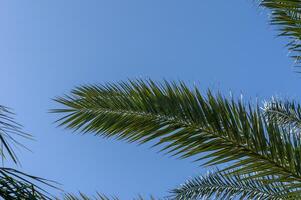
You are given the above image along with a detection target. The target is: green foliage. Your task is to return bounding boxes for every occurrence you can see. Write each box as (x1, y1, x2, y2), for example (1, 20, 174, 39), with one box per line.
(263, 99, 301, 129)
(258, 0, 301, 66)
(53, 80, 301, 198)
(0, 167, 54, 199)
(1, 1, 301, 199)
(60, 193, 155, 200)
(0, 105, 32, 164)
(170, 170, 294, 200)
(60, 193, 119, 200)
(0, 105, 55, 200)
(49, 1, 301, 199)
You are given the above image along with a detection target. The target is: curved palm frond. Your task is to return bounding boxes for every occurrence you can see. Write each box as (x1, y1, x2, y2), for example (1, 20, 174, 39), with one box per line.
(52, 80, 301, 192)
(258, 0, 301, 66)
(0, 105, 32, 164)
(263, 99, 301, 129)
(170, 170, 294, 200)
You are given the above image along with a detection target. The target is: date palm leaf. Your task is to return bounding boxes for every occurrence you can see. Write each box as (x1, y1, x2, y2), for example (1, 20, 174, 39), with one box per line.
(170, 169, 295, 200)
(0, 105, 32, 165)
(263, 99, 301, 129)
(258, 0, 301, 67)
(52, 80, 301, 194)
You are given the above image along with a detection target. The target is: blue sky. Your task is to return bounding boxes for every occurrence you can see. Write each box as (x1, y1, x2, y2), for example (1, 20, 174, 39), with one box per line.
(0, 0, 300, 199)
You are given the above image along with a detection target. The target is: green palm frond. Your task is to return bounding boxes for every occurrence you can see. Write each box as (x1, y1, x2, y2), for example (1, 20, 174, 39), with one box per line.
(258, 0, 301, 65)
(263, 99, 301, 129)
(0, 167, 55, 199)
(61, 193, 119, 200)
(170, 170, 294, 200)
(52, 80, 301, 190)
(60, 193, 156, 200)
(0, 105, 57, 199)
(0, 105, 32, 164)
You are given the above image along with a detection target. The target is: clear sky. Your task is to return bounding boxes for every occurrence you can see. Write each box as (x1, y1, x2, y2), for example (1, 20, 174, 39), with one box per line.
(0, 0, 300, 199)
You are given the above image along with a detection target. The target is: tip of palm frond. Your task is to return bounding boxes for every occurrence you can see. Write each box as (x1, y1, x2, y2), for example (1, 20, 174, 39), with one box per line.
(0, 105, 34, 165)
(256, 0, 301, 70)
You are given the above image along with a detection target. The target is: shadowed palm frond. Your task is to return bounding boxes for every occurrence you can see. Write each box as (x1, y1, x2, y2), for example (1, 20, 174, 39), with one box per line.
(170, 170, 295, 200)
(0, 167, 56, 199)
(0, 105, 32, 164)
(263, 99, 301, 129)
(258, 0, 301, 66)
(52, 80, 301, 193)
(0, 105, 57, 199)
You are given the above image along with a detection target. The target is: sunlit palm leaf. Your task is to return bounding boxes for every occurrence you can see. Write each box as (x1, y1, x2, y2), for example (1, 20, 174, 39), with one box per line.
(258, 0, 301, 66)
(263, 99, 301, 129)
(170, 169, 295, 200)
(52, 80, 301, 193)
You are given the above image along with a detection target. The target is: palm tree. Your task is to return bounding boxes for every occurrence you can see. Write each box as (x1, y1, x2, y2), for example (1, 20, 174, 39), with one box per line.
(51, 0, 301, 199)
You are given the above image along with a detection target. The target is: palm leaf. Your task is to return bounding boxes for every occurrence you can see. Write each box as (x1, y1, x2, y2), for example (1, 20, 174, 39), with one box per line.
(61, 193, 119, 200)
(258, 0, 301, 66)
(0, 167, 56, 199)
(60, 193, 156, 200)
(0, 105, 32, 164)
(170, 169, 295, 200)
(0, 105, 57, 199)
(263, 99, 301, 129)
(52, 80, 301, 192)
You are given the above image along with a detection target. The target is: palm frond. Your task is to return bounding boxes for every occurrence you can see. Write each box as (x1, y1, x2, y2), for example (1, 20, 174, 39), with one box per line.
(0, 105, 32, 164)
(60, 193, 156, 200)
(258, 0, 301, 66)
(0, 105, 57, 199)
(0, 167, 56, 199)
(61, 193, 119, 200)
(52, 80, 301, 191)
(170, 169, 294, 200)
(263, 99, 301, 129)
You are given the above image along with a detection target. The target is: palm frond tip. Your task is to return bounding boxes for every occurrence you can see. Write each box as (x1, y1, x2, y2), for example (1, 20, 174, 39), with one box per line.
(258, 0, 301, 65)
(0, 105, 32, 164)
(263, 99, 301, 129)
